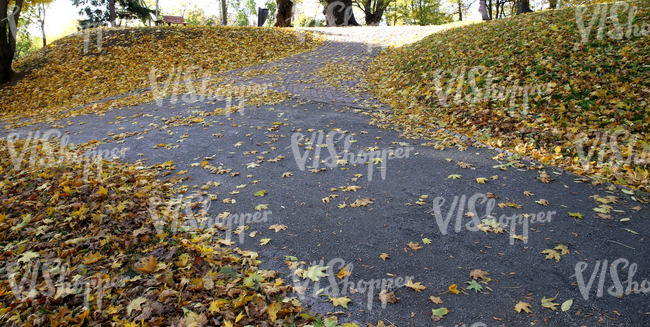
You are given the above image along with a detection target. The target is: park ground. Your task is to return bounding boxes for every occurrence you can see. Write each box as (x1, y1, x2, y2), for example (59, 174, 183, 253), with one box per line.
(1, 4, 649, 326)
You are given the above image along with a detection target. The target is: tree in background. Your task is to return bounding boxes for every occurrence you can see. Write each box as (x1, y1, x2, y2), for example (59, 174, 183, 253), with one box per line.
(478, 0, 489, 19)
(385, 0, 451, 25)
(231, 0, 256, 25)
(221, 0, 228, 25)
(1, 0, 55, 83)
(185, 5, 219, 26)
(72, 0, 155, 26)
(264, 0, 276, 26)
(322, 0, 360, 26)
(274, 0, 293, 27)
(449, 0, 475, 21)
(36, 3, 47, 46)
(515, 0, 532, 14)
(353, 0, 393, 25)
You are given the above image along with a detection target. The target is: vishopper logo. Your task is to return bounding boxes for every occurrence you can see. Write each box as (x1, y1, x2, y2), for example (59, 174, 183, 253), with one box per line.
(148, 65, 269, 115)
(289, 258, 413, 310)
(78, 20, 140, 53)
(325, 1, 355, 27)
(430, 65, 555, 116)
(5, 258, 119, 310)
(4, 129, 129, 179)
(289, 130, 414, 181)
(571, 258, 650, 301)
(426, 193, 556, 244)
(1, 5, 20, 43)
(79, 21, 105, 54)
(574, 130, 649, 170)
(575, 2, 649, 44)
(147, 195, 271, 244)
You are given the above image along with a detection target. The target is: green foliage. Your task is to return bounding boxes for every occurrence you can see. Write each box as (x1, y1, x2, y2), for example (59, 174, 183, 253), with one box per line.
(72, 0, 155, 25)
(264, 0, 276, 26)
(14, 30, 41, 61)
(231, 0, 257, 26)
(385, 0, 452, 25)
(296, 15, 315, 27)
(185, 6, 219, 26)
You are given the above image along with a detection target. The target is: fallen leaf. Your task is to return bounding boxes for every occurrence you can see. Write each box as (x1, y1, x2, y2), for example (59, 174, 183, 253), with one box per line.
(269, 224, 287, 232)
(83, 252, 104, 265)
(466, 280, 483, 292)
(127, 297, 147, 316)
(515, 301, 532, 313)
(407, 242, 423, 251)
(136, 255, 158, 274)
(541, 249, 561, 262)
(541, 295, 559, 311)
(404, 279, 426, 292)
(431, 307, 449, 319)
(469, 269, 489, 280)
(568, 212, 583, 219)
(331, 296, 352, 308)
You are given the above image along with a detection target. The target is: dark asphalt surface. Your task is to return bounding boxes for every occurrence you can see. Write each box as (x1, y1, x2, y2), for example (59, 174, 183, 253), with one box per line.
(4, 95, 649, 327)
(3, 26, 650, 326)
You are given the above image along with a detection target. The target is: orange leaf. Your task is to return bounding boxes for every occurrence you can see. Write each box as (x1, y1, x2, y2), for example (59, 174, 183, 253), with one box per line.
(136, 255, 158, 274)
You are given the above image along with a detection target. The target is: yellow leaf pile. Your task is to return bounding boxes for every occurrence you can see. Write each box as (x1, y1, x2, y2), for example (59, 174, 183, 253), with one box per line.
(368, 3, 650, 191)
(1, 26, 323, 127)
(0, 138, 333, 326)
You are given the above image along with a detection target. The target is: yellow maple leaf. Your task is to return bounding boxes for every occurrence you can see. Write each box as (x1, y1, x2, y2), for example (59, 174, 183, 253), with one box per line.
(268, 301, 282, 322)
(83, 252, 104, 265)
(404, 279, 426, 292)
(515, 301, 532, 313)
(332, 296, 352, 308)
(337, 267, 351, 279)
(448, 284, 460, 294)
(136, 255, 158, 274)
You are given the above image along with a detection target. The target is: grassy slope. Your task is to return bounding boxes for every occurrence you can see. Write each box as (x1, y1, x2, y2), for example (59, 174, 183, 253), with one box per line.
(368, 2, 650, 191)
(0, 26, 323, 127)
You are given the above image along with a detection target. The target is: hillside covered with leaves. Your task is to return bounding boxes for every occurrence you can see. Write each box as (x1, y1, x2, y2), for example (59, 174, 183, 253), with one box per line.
(368, 2, 650, 191)
(0, 27, 323, 127)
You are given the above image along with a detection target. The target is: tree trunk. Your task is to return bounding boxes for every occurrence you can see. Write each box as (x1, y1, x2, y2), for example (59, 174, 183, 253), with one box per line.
(516, 0, 532, 15)
(221, 0, 228, 25)
(275, 0, 293, 27)
(488, 0, 492, 19)
(548, 0, 557, 9)
(365, 9, 385, 26)
(39, 4, 47, 47)
(109, 0, 116, 27)
(323, 0, 359, 26)
(0, 0, 23, 84)
(457, 1, 462, 21)
(479, 0, 490, 20)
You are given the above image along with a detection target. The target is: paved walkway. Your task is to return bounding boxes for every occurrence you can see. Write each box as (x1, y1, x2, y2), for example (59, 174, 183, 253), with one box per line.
(218, 26, 447, 109)
(4, 26, 649, 327)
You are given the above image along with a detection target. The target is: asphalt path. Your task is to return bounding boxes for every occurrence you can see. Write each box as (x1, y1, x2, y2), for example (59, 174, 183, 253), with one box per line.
(3, 26, 649, 327)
